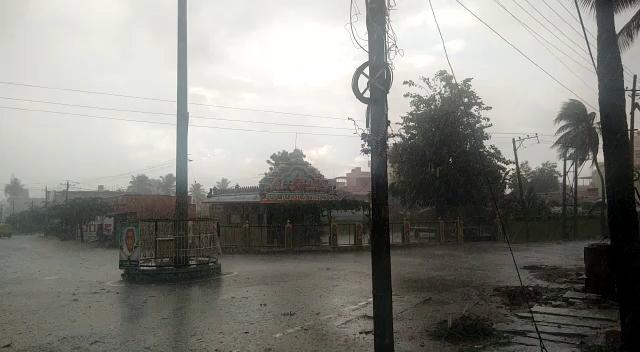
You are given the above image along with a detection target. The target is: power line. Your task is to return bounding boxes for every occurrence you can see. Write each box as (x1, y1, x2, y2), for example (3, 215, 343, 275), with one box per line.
(428, 0, 457, 84)
(509, 0, 595, 70)
(0, 80, 349, 121)
(0, 105, 360, 138)
(0, 96, 354, 130)
(454, 0, 597, 111)
(520, 0, 591, 56)
(573, 0, 597, 72)
(491, 0, 597, 92)
(541, 0, 590, 39)
(551, 0, 634, 79)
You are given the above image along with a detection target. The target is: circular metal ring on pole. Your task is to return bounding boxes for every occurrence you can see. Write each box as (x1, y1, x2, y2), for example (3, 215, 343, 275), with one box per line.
(351, 61, 392, 105)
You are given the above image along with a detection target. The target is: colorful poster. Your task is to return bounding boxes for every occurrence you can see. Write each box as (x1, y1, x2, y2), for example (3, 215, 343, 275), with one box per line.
(118, 222, 140, 268)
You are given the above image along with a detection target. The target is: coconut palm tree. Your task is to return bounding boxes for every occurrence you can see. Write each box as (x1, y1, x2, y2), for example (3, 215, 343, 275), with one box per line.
(580, 0, 640, 50)
(189, 182, 205, 211)
(553, 99, 605, 235)
(579, 1, 640, 349)
(159, 173, 176, 195)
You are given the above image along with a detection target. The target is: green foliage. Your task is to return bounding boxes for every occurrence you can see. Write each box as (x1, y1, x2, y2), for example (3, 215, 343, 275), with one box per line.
(553, 99, 600, 168)
(579, 0, 640, 51)
(530, 161, 561, 193)
(216, 177, 231, 190)
(48, 198, 112, 240)
(158, 173, 176, 195)
(509, 161, 560, 194)
(190, 182, 205, 205)
(389, 70, 509, 217)
(4, 175, 29, 199)
(127, 174, 155, 194)
(260, 149, 324, 186)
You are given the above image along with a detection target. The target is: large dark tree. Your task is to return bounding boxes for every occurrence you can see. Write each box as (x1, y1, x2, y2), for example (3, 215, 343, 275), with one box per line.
(158, 173, 176, 195)
(50, 198, 112, 242)
(580, 1, 640, 349)
(126, 174, 155, 194)
(529, 161, 561, 194)
(4, 175, 29, 199)
(388, 71, 508, 218)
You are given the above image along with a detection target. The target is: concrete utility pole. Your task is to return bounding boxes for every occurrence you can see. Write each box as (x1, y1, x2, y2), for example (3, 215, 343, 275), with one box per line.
(365, 0, 394, 350)
(631, 74, 638, 162)
(511, 135, 538, 241)
(561, 151, 567, 238)
(175, 0, 190, 265)
(64, 180, 70, 203)
(573, 156, 579, 240)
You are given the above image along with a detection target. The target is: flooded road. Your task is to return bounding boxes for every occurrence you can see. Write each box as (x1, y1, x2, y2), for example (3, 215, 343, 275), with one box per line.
(0, 235, 587, 351)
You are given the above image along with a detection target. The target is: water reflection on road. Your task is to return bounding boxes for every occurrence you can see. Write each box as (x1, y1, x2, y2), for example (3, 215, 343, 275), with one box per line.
(0, 234, 588, 351)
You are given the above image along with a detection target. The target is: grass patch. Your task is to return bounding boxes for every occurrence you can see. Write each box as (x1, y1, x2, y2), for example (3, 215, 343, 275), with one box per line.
(432, 314, 497, 345)
(522, 265, 584, 285)
(493, 285, 567, 307)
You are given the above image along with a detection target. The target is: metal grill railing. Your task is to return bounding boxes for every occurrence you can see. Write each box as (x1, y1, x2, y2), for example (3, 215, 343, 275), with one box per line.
(135, 219, 491, 253)
(137, 219, 219, 267)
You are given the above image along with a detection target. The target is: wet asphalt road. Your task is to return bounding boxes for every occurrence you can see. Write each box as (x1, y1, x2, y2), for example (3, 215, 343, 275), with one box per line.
(0, 235, 587, 351)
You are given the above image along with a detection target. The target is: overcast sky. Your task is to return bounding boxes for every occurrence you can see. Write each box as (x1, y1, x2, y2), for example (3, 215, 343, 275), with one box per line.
(1, 0, 639, 199)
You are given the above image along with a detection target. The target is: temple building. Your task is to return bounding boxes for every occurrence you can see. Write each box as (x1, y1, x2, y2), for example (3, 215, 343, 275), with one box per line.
(204, 150, 367, 228)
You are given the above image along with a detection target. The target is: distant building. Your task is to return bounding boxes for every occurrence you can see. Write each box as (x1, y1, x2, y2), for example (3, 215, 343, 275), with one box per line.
(344, 167, 371, 196)
(48, 185, 126, 205)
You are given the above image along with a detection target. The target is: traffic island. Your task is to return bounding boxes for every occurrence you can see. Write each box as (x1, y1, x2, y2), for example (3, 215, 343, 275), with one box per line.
(117, 219, 222, 284)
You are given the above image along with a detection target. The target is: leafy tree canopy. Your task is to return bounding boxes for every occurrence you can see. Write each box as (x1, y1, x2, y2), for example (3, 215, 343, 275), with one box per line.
(159, 173, 176, 195)
(260, 149, 324, 186)
(509, 161, 560, 194)
(389, 70, 509, 217)
(216, 177, 231, 190)
(190, 182, 206, 204)
(127, 174, 155, 195)
(4, 175, 29, 199)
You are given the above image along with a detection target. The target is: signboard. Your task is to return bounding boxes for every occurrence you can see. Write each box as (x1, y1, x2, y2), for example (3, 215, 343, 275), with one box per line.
(262, 192, 340, 202)
(118, 222, 140, 268)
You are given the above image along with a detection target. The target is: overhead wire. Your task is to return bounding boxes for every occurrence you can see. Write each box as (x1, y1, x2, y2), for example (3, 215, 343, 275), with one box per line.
(0, 80, 349, 121)
(428, 0, 458, 84)
(348, 0, 368, 53)
(509, 0, 596, 70)
(491, 0, 597, 92)
(0, 96, 354, 130)
(521, 0, 590, 54)
(573, 0, 598, 72)
(0, 105, 360, 138)
(454, 0, 598, 111)
(551, 0, 635, 80)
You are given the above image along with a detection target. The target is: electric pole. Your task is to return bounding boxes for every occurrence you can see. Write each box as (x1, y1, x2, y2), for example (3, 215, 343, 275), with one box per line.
(511, 134, 538, 241)
(175, 0, 190, 266)
(573, 156, 579, 240)
(561, 151, 567, 238)
(631, 74, 638, 164)
(44, 185, 49, 236)
(365, 0, 394, 350)
(64, 181, 70, 203)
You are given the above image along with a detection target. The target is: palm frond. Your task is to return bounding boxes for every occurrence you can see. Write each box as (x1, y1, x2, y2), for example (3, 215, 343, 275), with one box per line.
(618, 8, 640, 51)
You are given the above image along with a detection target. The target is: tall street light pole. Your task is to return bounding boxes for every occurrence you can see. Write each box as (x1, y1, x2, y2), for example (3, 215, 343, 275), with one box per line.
(175, 0, 189, 265)
(365, 0, 394, 350)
